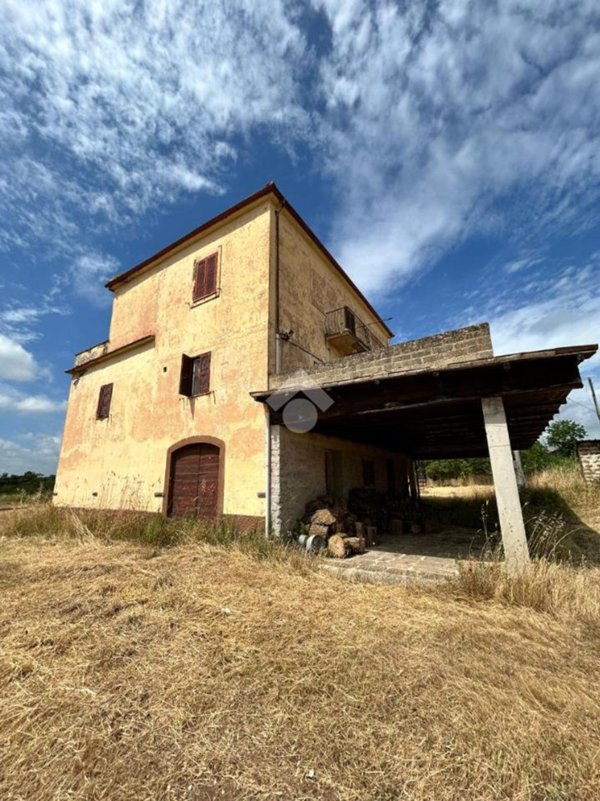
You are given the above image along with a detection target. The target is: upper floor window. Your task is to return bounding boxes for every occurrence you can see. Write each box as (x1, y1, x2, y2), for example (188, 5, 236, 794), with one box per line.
(192, 253, 218, 303)
(96, 383, 113, 420)
(179, 352, 211, 397)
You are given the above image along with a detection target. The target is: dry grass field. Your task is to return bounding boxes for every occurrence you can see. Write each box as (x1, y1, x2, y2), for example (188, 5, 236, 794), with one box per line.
(422, 465, 600, 564)
(1, 492, 600, 800)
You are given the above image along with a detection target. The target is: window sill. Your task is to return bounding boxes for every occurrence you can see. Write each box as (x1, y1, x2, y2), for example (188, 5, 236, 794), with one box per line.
(181, 391, 212, 399)
(190, 290, 220, 308)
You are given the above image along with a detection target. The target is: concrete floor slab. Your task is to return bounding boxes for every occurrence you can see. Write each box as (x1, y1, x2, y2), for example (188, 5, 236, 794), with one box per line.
(321, 526, 492, 585)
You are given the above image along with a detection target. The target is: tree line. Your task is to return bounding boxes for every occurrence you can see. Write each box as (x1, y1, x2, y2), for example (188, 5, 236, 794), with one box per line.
(0, 472, 56, 495)
(424, 420, 586, 482)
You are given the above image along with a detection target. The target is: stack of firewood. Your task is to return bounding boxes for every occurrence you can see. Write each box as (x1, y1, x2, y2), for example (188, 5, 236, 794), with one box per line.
(299, 498, 366, 557)
(297, 491, 442, 559)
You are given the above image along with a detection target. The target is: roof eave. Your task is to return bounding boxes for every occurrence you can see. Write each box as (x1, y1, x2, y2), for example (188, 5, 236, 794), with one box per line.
(105, 183, 283, 291)
(104, 181, 394, 339)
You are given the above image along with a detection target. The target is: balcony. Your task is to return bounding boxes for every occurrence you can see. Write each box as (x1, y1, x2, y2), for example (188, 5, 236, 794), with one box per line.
(73, 340, 109, 368)
(325, 306, 385, 355)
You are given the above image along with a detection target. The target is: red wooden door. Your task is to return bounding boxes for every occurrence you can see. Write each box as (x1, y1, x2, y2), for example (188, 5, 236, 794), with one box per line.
(168, 444, 220, 518)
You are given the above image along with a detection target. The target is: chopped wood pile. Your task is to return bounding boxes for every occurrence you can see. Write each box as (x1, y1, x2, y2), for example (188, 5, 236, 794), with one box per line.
(327, 534, 366, 559)
(296, 491, 441, 559)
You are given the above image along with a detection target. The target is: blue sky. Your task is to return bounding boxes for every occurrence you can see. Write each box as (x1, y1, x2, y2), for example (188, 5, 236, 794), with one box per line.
(1, 0, 599, 474)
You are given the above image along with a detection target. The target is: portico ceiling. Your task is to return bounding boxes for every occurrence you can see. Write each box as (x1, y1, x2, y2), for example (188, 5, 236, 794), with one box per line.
(252, 345, 597, 459)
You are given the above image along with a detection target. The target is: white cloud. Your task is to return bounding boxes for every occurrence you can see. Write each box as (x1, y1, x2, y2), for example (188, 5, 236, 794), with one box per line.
(0, 434, 61, 474)
(488, 263, 600, 437)
(0, 0, 597, 410)
(69, 253, 121, 307)
(1, 307, 45, 326)
(1, 0, 598, 301)
(0, 292, 70, 343)
(0, 0, 309, 254)
(314, 0, 600, 293)
(0, 333, 39, 381)
(552, 383, 600, 440)
(503, 255, 544, 275)
(490, 280, 600, 367)
(0, 385, 66, 414)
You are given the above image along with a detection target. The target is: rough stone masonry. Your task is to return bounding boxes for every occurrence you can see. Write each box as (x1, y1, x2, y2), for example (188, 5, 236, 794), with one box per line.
(577, 440, 600, 483)
(269, 323, 494, 390)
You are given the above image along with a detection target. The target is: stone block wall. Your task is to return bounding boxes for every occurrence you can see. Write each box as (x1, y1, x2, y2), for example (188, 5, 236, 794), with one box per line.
(577, 440, 600, 483)
(270, 323, 493, 389)
(270, 425, 412, 534)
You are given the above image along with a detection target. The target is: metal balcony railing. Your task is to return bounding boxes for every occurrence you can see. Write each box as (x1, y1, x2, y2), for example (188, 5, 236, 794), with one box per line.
(324, 306, 385, 354)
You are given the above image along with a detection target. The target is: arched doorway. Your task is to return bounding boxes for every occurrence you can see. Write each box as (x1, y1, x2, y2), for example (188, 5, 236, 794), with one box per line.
(166, 440, 222, 518)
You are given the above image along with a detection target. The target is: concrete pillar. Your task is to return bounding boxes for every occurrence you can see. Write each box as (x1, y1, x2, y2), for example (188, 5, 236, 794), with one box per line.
(481, 397, 530, 573)
(513, 450, 526, 488)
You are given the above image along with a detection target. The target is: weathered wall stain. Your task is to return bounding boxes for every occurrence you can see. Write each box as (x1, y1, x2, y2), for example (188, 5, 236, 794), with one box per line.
(55, 201, 272, 516)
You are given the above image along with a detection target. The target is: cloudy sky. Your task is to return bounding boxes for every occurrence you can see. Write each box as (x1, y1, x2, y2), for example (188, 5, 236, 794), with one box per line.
(1, 0, 599, 473)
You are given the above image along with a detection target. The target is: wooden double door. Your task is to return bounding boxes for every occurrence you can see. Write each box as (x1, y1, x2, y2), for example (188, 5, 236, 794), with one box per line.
(168, 443, 220, 518)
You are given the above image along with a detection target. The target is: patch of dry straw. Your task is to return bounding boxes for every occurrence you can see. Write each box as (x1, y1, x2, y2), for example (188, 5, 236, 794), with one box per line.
(1, 534, 600, 801)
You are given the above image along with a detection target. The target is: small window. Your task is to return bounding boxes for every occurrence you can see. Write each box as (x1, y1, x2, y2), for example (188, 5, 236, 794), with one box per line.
(96, 383, 113, 420)
(192, 253, 218, 302)
(179, 352, 211, 397)
(362, 459, 375, 487)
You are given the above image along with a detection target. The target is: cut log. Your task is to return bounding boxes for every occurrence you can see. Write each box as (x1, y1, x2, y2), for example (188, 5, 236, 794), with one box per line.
(327, 534, 347, 559)
(327, 534, 366, 559)
(308, 522, 330, 538)
(389, 518, 404, 536)
(344, 536, 366, 554)
(311, 508, 337, 526)
(410, 522, 423, 535)
(354, 521, 365, 538)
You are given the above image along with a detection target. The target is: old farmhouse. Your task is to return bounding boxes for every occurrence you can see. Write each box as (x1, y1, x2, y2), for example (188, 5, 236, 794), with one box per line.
(55, 183, 597, 571)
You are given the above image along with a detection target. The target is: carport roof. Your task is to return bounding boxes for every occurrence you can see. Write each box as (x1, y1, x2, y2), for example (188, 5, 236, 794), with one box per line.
(252, 344, 597, 459)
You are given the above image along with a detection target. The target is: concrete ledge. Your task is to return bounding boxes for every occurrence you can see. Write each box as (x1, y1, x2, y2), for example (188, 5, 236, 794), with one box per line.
(320, 553, 459, 586)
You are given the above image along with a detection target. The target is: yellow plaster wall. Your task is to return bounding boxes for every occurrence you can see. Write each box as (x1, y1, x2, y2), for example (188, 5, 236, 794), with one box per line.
(55, 201, 272, 516)
(276, 211, 390, 374)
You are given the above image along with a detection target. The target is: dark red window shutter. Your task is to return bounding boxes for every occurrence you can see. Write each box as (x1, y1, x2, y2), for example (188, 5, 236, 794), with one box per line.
(179, 354, 194, 396)
(192, 253, 218, 302)
(205, 253, 217, 296)
(192, 352, 211, 395)
(96, 383, 113, 420)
